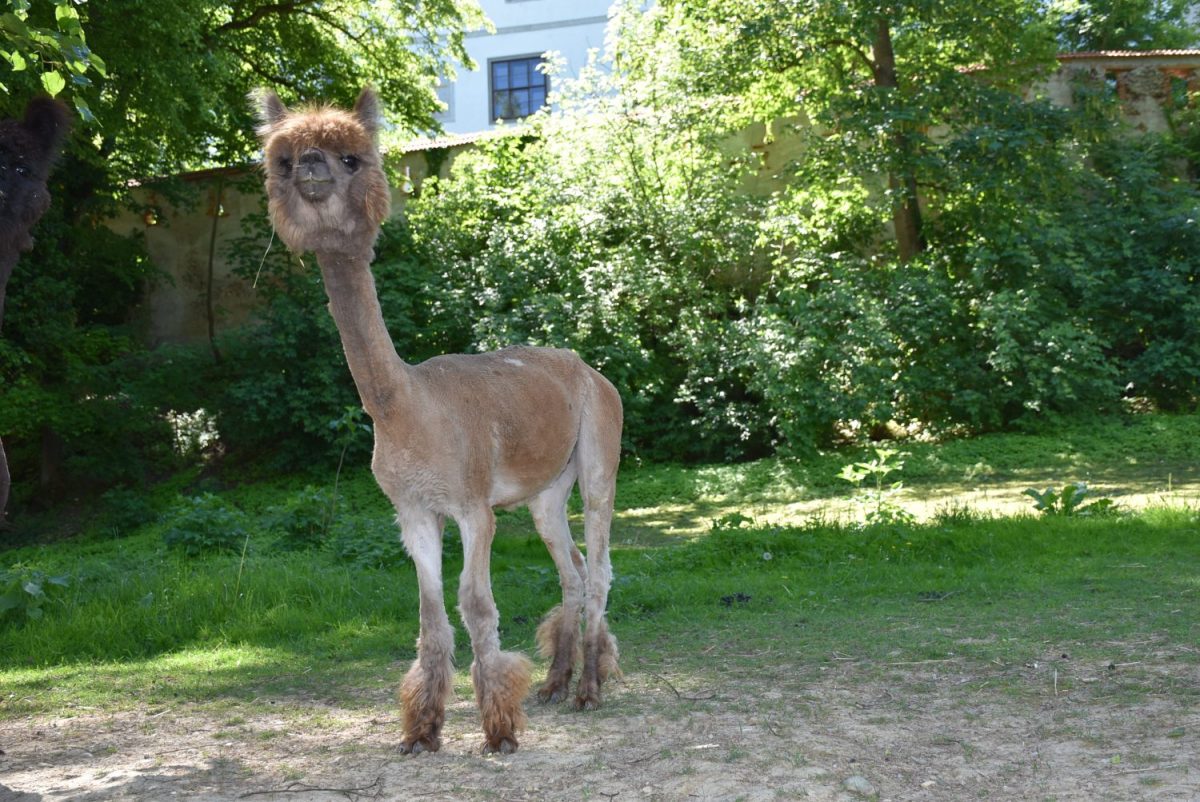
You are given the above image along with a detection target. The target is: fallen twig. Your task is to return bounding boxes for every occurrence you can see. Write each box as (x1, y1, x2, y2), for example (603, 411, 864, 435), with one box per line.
(1114, 764, 1181, 776)
(651, 672, 715, 701)
(239, 776, 383, 800)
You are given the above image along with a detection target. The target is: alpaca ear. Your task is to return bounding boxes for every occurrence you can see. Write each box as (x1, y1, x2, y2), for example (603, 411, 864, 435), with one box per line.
(22, 97, 70, 159)
(353, 88, 383, 139)
(251, 88, 289, 135)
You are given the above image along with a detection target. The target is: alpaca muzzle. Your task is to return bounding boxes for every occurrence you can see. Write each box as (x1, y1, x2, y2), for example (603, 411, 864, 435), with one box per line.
(297, 148, 333, 199)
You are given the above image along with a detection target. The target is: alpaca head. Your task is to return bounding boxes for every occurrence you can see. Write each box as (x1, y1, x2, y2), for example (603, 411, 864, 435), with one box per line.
(252, 88, 392, 257)
(0, 97, 70, 253)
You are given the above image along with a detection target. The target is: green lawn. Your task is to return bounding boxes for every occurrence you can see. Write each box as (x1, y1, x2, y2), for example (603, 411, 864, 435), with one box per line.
(2, 413, 1198, 719)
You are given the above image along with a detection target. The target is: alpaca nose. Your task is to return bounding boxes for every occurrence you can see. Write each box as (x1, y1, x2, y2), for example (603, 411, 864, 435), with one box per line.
(299, 148, 326, 166)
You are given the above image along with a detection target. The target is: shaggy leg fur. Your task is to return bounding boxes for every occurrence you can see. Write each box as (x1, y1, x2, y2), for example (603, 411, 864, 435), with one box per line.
(398, 646, 453, 754)
(576, 623, 620, 711)
(472, 651, 533, 754)
(535, 604, 582, 703)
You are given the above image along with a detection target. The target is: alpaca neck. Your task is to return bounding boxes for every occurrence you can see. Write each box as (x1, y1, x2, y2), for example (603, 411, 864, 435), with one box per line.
(315, 249, 407, 419)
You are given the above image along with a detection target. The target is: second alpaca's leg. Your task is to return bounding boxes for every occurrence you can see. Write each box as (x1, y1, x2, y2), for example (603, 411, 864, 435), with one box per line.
(457, 507, 532, 754)
(397, 512, 455, 754)
(530, 468, 587, 703)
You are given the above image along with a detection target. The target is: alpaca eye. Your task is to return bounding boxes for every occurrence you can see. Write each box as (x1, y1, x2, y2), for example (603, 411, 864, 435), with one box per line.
(340, 154, 360, 171)
(277, 157, 292, 173)
(14, 164, 28, 177)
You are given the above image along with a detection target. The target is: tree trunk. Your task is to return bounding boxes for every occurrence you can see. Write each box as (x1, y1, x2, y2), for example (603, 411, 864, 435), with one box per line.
(872, 16, 924, 262)
(0, 436, 9, 527)
(206, 178, 225, 363)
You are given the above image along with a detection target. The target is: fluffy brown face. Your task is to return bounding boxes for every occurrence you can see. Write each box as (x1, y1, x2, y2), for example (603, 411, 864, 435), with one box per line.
(252, 88, 391, 257)
(0, 97, 70, 254)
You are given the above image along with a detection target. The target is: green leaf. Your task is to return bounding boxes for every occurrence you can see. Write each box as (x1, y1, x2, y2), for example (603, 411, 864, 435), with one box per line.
(0, 592, 23, 613)
(72, 96, 96, 124)
(40, 69, 66, 96)
(0, 13, 31, 37)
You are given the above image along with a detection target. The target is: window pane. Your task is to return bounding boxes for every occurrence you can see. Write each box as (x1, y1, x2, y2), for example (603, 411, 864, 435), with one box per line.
(513, 60, 529, 88)
(493, 62, 508, 90)
(530, 65, 546, 88)
(529, 86, 545, 111)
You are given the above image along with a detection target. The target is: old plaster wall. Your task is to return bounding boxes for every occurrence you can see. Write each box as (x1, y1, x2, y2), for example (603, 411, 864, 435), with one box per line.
(111, 147, 453, 346)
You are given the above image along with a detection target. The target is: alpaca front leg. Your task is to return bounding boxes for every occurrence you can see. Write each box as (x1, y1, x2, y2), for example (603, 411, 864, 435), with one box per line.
(397, 516, 454, 755)
(458, 509, 532, 754)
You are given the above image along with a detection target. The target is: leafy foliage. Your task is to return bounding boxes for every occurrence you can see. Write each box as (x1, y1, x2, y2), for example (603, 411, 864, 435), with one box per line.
(0, 0, 106, 120)
(0, 564, 69, 623)
(264, 485, 333, 551)
(1024, 483, 1117, 517)
(162, 493, 249, 556)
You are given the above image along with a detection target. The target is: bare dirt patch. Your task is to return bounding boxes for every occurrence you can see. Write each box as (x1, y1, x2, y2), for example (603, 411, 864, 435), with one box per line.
(2, 651, 1197, 801)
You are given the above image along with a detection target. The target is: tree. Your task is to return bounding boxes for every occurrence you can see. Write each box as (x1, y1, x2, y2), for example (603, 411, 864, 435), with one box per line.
(0, 0, 487, 514)
(1051, 0, 1200, 51)
(3, 0, 485, 184)
(1, 0, 106, 120)
(642, 0, 1059, 261)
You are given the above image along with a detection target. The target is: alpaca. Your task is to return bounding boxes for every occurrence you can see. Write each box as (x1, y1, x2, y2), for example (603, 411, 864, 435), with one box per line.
(0, 97, 71, 522)
(252, 88, 623, 754)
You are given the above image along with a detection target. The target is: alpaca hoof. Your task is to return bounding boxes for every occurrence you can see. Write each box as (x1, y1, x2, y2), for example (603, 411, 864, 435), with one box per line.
(537, 682, 570, 704)
(400, 736, 440, 755)
(483, 736, 518, 755)
(574, 692, 601, 711)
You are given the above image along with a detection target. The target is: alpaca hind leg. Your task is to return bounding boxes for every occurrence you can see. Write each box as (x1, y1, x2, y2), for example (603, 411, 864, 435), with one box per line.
(529, 471, 586, 703)
(574, 377, 622, 711)
(575, 499, 620, 711)
(457, 507, 532, 753)
(397, 513, 454, 754)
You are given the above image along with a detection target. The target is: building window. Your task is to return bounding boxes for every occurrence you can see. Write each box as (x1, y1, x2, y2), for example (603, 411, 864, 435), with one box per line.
(490, 56, 548, 121)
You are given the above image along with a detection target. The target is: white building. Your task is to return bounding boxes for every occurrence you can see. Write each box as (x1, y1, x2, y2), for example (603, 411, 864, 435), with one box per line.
(434, 0, 614, 134)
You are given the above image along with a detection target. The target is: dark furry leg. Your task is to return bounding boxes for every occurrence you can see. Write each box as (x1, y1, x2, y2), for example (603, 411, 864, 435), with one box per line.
(536, 604, 581, 704)
(575, 624, 619, 711)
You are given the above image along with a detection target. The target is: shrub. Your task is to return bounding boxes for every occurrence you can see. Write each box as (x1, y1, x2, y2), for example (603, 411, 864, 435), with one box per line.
(162, 494, 250, 556)
(329, 517, 408, 569)
(265, 486, 333, 551)
(0, 566, 71, 624)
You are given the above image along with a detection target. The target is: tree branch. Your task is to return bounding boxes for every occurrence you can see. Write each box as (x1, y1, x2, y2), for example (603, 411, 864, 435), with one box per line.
(216, 2, 313, 36)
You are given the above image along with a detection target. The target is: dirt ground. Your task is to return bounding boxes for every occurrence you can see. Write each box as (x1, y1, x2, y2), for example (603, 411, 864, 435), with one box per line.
(2, 647, 1197, 802)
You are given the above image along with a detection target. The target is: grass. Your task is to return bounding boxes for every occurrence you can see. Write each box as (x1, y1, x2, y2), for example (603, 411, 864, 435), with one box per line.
(1, 412, 1199, 719)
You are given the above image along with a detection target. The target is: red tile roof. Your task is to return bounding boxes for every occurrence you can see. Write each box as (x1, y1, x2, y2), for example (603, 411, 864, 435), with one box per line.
(1058, 50, 1200, 60)
(400, 127, 522, 153)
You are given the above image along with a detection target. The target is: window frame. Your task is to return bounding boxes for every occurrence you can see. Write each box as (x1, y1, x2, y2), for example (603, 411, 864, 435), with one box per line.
(488, 54, 550, 123)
